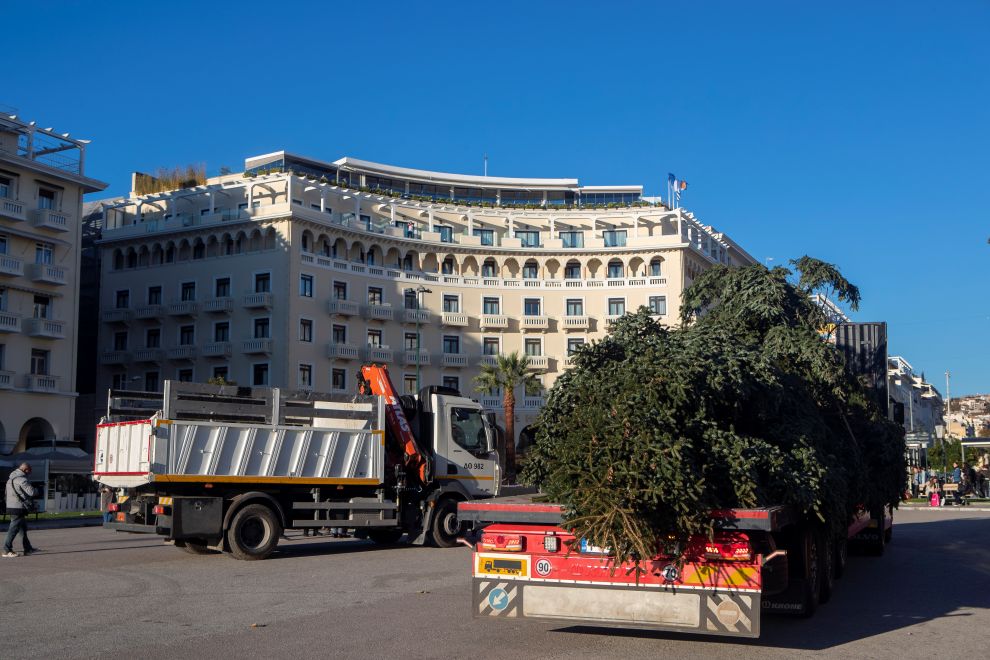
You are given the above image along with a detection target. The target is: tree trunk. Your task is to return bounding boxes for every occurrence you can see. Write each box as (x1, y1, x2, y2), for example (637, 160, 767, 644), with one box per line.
(504, 389, 516, 482)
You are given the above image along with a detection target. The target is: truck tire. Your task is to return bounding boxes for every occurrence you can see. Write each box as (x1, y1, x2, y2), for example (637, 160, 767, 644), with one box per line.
(867, 510, 886, 557)
(176, 539, 214, 555)
(833, 537, 848, 579)
(817, 531, 836, 604)
(799, 528, 820, 618)
(367, 529, 404, 545)
(227, 504, 281, 560)
(430, 498, 463, 548)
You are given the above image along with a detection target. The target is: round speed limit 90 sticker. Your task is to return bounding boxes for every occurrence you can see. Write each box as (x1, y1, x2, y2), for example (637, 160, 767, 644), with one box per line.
(535, 558, 552, 577)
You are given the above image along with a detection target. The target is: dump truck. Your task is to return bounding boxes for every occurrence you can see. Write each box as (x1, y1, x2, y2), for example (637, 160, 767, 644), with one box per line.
(458, 495, 891, 638)
(94, 364, 500, 559)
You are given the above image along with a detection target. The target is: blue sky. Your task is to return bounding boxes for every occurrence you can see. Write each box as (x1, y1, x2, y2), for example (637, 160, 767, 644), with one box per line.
(6, 1, 988, 395)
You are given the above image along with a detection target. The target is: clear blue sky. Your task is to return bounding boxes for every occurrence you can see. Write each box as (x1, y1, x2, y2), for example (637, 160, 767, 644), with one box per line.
(6, 1, 988, 395)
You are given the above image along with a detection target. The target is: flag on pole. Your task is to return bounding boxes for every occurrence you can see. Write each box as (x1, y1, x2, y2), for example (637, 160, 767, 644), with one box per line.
(675, 178, 687, 203)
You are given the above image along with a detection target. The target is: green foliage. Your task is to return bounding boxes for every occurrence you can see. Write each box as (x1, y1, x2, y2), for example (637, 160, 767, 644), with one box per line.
(134, 164, 207, 195)
(523, 257, 905, 565)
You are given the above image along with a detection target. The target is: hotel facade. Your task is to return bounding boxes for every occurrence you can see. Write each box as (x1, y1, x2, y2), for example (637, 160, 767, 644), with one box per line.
(0, 113, 107, 458)
(95, 152, 755, 445)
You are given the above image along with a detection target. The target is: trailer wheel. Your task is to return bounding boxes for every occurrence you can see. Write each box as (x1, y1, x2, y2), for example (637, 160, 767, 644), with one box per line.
(833, 537, 848, 579)
(799, 528, 820, 618)
(430, 498, 463, 548)
(227, 504, 281, 560)
(176, 539, 215, 555)
(367, 529, 404, 545)
(817, 531, 835, 604)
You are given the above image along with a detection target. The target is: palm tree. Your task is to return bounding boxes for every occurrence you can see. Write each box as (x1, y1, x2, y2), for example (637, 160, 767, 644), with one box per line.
(473, 352, 542, 481)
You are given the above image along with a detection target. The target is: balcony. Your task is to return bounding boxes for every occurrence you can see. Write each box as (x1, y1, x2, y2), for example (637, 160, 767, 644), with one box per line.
(0, 311, 20, 333)
(203, 298, 233, 314)
(25, 374, 60, 392)
(441, 312, 469, 327)
(363, 304, 394, 322)
(563, 355, 577, 368)
(562, 316, 590, 331)
(243, 339, 273, 354)
(442, 353, 468, 368)
(328, 300, 361, 316)
(101, 350, 130, 364)
(479, 355, 499, 367)
(403, 309, 430, 324)
(522, 316, 549, 331)
(23, 318, 65, 339)
(134, 305, 163, 320)
(243, 292, 273, 309)
(132, 348, 164, 363)
(202, 342, 232, 358)
(25, 263, 66, 285)
(0, 254, 23, 277)
(166, 301, 199, 317)
(0, 198, 26, 222)
(0, 370, 13, 389)
(402, 350, 431, 366)
(363, 346, 393, 362)
(102, 308, 133, 324)
(327, 343, 361, 360)
(480, 314, 509, 330)
(480, 397, 502, 409)
(525, 355, 549, 370)
(522, 396, 547, 409)
(30, 208, 70, 232)
(167, 346, 197, 360)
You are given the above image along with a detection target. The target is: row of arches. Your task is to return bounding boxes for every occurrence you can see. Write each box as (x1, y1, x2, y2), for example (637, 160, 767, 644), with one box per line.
(0, 418, 55, 455)
(299, 228, 667, 280)
(111, 227, 279, 270)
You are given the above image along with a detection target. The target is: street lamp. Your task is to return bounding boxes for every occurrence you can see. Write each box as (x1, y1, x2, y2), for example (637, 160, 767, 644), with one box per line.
(406, 285, 432, 390)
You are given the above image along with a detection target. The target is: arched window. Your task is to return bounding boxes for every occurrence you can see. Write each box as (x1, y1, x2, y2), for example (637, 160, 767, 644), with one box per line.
(650, 258, 662, 276)
(301, 233, 310, 252)
(522, 260, 538, 279)
(564, 260, 581, 279)
(403, 254, 413, 270)
(442, 258, 455, 275)
(607, 259, 623, 279)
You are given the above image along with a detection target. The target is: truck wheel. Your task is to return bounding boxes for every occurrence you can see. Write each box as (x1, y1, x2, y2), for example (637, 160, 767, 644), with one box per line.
(817, 531, 836, 604)
(867, 510, 886, 557)
(176, 539, 214, 555)
(430, 498, 463, 548)
(884, 512, 893, 543)
(833, 537, 848, 579)
(227, 504, 281, 560)
(367, 529, 404, 545)
(799, 528, 820, 618)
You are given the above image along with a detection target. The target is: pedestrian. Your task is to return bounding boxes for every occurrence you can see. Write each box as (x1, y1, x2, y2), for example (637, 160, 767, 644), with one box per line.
(952, 462, 962, 484)
(100, 486, 115, 523)
(4, 463, 39, 557)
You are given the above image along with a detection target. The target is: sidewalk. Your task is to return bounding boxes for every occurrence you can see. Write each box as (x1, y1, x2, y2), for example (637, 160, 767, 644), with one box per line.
(0, 515, 104, 531)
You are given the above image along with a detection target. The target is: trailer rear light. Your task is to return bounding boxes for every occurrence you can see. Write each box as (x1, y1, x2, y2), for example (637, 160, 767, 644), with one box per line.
(702, 533, 752, 562)
(152, 505, 171, 516)
(543, 535, 560, 552)
(479, 533, 525, 552)
(107, 503, 120, 512)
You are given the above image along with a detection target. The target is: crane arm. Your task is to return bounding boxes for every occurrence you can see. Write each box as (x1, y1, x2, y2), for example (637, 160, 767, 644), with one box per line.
(359, 364, 432, 485)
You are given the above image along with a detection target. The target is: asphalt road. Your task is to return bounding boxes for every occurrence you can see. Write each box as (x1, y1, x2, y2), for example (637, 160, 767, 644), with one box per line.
(1, 508, 988, 659)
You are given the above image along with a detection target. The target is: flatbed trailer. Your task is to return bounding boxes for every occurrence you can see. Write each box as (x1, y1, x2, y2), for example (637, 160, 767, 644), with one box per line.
(459, 494, 892, 638)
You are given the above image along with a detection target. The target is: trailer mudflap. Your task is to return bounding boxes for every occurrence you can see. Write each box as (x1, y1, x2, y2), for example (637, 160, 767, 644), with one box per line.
(473, 578, 761, 638)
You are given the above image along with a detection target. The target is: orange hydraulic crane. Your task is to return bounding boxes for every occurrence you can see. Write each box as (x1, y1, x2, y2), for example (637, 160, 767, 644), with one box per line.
(359, 364, 432, 486)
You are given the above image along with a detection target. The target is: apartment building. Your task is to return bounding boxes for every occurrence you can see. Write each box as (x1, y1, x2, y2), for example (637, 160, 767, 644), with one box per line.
(0, 113, 107, 459)
(887, 355, 943, 437)
(95, 151, 755, 445)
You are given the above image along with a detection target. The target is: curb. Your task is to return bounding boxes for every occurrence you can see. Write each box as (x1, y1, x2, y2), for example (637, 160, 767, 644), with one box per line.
(0, 517, 104, 531)
(899, 506, 990, 512)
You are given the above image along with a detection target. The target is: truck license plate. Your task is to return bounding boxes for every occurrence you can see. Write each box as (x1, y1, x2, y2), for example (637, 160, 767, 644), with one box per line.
(579, 539, 610, 554)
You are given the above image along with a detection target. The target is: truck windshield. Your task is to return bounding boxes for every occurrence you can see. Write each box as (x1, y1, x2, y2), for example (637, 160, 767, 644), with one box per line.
(451, 407, 487, 453)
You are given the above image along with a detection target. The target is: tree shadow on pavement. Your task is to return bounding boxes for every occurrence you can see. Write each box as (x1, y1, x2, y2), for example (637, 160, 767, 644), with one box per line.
(552, 516, 990, 651)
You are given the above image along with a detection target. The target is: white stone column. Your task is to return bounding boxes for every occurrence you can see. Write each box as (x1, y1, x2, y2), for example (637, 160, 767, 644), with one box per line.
(391, 204, 397, 226)
(320, 189, 326, 213)
(467, 211, 474, 235)
(634, 215, 640, 238)
(208, 191, 215, 215)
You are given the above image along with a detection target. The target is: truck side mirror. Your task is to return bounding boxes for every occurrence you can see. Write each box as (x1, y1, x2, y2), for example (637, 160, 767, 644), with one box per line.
(483, 413, 497, 454)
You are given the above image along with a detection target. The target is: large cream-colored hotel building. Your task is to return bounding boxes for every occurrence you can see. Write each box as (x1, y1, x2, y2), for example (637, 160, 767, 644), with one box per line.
(97, 152, 755, 444)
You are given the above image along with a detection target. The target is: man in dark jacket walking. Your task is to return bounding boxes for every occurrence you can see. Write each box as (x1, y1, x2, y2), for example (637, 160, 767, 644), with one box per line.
(4, 463, 39, 557)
